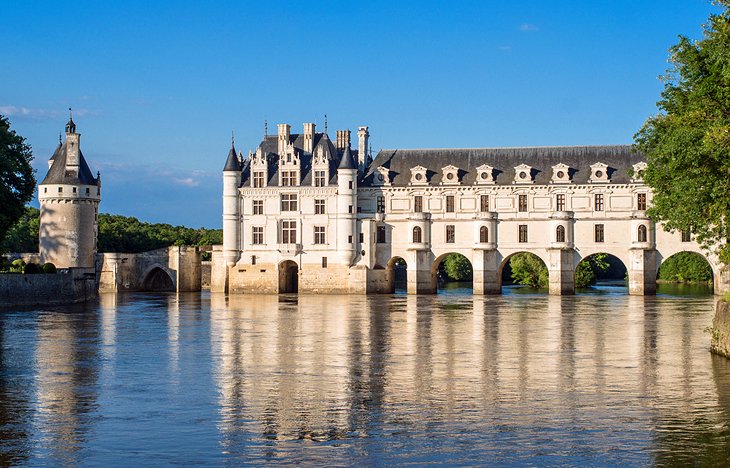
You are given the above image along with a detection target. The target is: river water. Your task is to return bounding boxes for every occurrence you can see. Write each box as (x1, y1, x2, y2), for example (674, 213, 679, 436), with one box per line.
(1, 285, 729, 466)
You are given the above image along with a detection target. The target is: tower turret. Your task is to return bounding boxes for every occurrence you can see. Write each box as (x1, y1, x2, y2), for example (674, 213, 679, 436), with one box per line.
(336, 145, 358, 265)
(222, 136, 242, 268)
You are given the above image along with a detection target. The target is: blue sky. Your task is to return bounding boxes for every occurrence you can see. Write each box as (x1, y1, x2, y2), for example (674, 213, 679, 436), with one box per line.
(1, 0, 718, 228)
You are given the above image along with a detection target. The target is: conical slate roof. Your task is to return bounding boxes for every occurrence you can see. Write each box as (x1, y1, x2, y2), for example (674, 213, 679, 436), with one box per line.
(223, 143, 241, 172)
(40, 141, 98, 185)
(337, 146, 357, 170)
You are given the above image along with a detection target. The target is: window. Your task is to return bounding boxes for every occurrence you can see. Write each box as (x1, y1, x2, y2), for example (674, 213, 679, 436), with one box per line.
(556, 194, 565, 212)
(377, 196, 385, 213)
(44, 187, 47, 193)
(73, 187, 77, 193)
(681, 230, 691, 242)
(322, 257, 328, 268)
(556, 225, 566, 243)
(58, 187, 63, 193)
(314, 199, 325, 215)
(638, 225, 647, 243)
(251, 255, 257, 265)
(595, 224, 605, 243)
(252, 226, 264, 245)
(377, 226, 386, 243)
(314, 170, 326, 187)
(348, 205, 353, 214)
(480, 195, 489, 212)
(314, 226, 326, 244)
(359, 232, 364, 243)
(518, 225, 528, 243)
(594, 193, 604, 211)
(281, 220, 296, 244)
(85, 187, 90, 195)
(412, 226, 422, 243)
(637, 193, 647, 211)
(281, 194, 298, 211)
(414, 195, 423, 213)
(253, 200, 264, 215)
(253, 171, 265, 188)
(480, 226, 489, 243)
(518, 194, 528, 212)
(282, 171, 297, 186)
(446, 195, 455, 213)
(348, 181, 353, 189)
(446, 225, 455, 243)
(348, 235, 353, 244)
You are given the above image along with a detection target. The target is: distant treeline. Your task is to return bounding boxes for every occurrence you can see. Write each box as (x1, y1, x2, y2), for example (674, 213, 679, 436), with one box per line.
(1, 207, 222, 254)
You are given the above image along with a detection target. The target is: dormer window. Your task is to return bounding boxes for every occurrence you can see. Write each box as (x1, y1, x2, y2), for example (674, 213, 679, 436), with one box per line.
(475, 164, 495, 184)
(373, 166, 390, 186)
(589, 162, 610, 183)
(631, 162, 647, 182)
(551, 163, 572, 183)
(514, 164, 534, 184)
(441, 165, 460, 185)
(410, 165, 428, 185)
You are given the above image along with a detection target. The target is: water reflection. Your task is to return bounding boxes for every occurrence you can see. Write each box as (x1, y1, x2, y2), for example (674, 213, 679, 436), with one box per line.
(0, 290, 728, 464)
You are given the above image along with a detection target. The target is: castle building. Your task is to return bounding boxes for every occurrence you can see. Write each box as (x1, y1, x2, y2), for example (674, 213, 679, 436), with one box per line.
(38, 117, 101, 269)
(211, 122, 729, 296)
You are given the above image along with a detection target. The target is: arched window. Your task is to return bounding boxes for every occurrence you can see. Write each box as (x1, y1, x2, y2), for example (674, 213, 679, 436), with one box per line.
(638, 224, 647, 243)
(556, 225, 566, 243)
(412, 226, 422, 243)
(480, 226, 489, 243)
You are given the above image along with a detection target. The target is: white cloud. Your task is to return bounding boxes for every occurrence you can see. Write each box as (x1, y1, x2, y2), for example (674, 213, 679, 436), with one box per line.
(519, 23, 539, 32)
(173, 177, 200, 187)
(0, 105, 94, 120)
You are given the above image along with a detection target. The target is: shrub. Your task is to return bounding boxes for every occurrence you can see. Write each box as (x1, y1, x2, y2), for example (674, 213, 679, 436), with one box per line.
(510, 253, 548, 288)
(10, 258, 25, 273)
(442, 253, 472, 281)
(41, 262, 57, 274)
(23, 262, 40, 274)
(658, 252, 712, 283)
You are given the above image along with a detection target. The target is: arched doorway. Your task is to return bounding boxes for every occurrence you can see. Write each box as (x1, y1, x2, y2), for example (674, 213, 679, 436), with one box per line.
(575, 253, 628, 293)
(386, 256, 408, 293)
(656, 251, 714, 295)
(433, 253, 473, 294)
(278, 260, 299, 293)
(499, 252, 549, 294)
(141, 267, 175, 291)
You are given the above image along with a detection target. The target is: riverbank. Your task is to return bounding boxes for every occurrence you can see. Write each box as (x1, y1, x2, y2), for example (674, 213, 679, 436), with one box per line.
(711, 300, 730, 358)
(0, 268, 97, 307)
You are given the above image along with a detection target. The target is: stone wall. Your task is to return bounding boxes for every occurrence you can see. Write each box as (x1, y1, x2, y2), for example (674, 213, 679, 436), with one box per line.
(0, 268, 96, 307)
(711, 300, 730, 358)
(201, 261, 211, 288)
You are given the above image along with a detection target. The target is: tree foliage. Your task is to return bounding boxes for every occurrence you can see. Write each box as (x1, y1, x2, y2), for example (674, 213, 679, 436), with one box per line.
(575, 253, 611, 288)
(509, 253, 548, 288)
(634, 2, 730, 264)
(0, 116, 35, 250)
(442, 253, 473, 281)
(658, 251, 713, 282)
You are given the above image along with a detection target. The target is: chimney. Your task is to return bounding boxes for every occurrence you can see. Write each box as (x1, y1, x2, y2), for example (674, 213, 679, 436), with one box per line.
(66, 132, 80, 168)
(303, 122, 316, 153)
(335, 129, 351, 151)
(357, 126, 369, 174)
(277, 123, 291, 155)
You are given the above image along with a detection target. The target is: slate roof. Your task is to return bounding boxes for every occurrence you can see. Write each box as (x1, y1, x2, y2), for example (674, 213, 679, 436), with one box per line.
(338, 146, 357, 170)
(223, 144, 241, 171)
(40, 141, 98, 185)
(364, 145, 642, 186)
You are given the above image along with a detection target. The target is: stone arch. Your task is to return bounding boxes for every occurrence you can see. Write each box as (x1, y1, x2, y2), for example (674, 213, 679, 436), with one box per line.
(574, 252, 628, 291)
(386, 256, 408, 293)
(656, 250, 715, 290)
(497, 251, 550, 292)
(278, 260, 299, 293)
(431, 252, 473, 293)
(140, 265, 175, 292)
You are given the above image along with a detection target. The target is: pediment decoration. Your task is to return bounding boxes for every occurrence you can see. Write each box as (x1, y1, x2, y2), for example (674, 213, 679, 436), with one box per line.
(475, 164, 495, 185)
(631, 162, 647, 182)
(589, 162, 609, 183)
(441, 165, 460, 185)
(514, 164, 534, 184)
(551, 163, 572, 183)
(410, 165, 428, 185)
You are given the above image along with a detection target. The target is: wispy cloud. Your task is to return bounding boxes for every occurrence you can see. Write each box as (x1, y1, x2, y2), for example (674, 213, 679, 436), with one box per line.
(0, 105, 95, 121)
(498, 45, 513, 51)
(96, 161, 214, 189)
(173, 177, 200, 187)
(518, 23, 539, 32)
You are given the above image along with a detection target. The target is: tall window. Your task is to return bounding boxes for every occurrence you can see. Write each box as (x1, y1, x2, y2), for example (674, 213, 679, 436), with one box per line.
(594, 193, 604, 211)
(518, 225, 528, 243)
(479, 226, 489, 243)
(518, 194, 528, 212)
(377, 226, 386, 243)
(595, 224, 605, 243)
(252, 226, 264, 245)
(480, 195, 489, 212)
(414, 195, 423, 213)
(282, 171, 297, 186)
(637, 225, 647, 242)
(314, 226, 326, 244)
(314, 199, 325, 215)
(556, 194, 565, 211)
(556, 225, 566, 243)
(412, 226, 422, 243)
(446, 225, 455, 243)
(281, 194, 298, 211)
(446, 195, 455, 213)
(314, 170, 326, 187)
(253, 200, 263, 215)
(322, 257, 328, 268)
(281, 220, 297, 244)
(377, 196, 385, 213)
(681, 230, 691, 242)
(637, 193, 647, 211)
(253, 171, 264, 188)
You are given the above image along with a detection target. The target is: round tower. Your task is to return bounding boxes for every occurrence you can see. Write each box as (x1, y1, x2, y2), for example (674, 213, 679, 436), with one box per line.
(336, 145, 357, 265)
(38, 117, 101, 269)
(222, 136, 242, 267)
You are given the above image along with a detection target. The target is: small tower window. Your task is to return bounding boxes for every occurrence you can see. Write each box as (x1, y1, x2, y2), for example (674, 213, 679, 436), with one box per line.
(58, 187, 63, 193)
(73, 187, 77, 193)
(556, 225, 566, 243)
(86, 187, 90, 195)
(480, 226, 489, 243)
(412, 226, 422, 243)
(638, 225, 647, 243)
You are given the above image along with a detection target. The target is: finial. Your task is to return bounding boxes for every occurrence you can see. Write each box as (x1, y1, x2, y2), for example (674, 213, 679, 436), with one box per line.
(69, 107, 72, 119)
(264, 120, 268, 137)
(231, 130, 235, 148)
(59, 131, 62, 144)
(324, 114, 328, 134)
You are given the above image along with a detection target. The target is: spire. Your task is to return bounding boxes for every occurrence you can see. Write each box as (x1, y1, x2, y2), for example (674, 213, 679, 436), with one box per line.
(59, 131, 62, 145)
(65, 108, 76, 133)
(231, 130, 235, 148)
(338, 146, 357, 170)
(264, 120, 268, 138)
(223, 137, 241, 172)
(324, 114, 328, 134)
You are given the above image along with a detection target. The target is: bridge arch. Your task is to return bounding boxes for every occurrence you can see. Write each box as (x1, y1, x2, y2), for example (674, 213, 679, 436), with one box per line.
(656, 250, 715, 290)
(278, 260, 299, 293)
(140, 264, 175, 291)
(498, 251, 550, 292)
(385, 256, 408, 293)
(574, 252, 628, 290)
(431, 252, 473, 293)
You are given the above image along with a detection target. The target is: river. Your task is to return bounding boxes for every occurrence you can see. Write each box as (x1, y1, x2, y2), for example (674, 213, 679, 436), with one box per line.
(1, 285, 728, 466)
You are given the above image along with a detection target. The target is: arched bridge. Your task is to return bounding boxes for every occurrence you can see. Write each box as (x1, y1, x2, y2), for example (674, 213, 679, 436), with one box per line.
(98, 246, 202, 292)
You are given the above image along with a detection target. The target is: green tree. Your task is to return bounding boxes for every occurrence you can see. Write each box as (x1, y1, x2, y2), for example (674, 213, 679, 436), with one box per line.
(575, 253, 611, 288)
(0, 116, 35, 250)
(510, 253, 548, 288)
(0, 206, 39, 252)
(442, 253, 472, 281)
(658, 251, 713, 282)
(634, 2, 730, 265)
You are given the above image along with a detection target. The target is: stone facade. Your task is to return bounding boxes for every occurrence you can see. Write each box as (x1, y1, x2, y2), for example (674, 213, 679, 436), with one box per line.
(98, 246, 202, 292)
(212, 122, 730, 296)
(0, 268, 96, 307)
